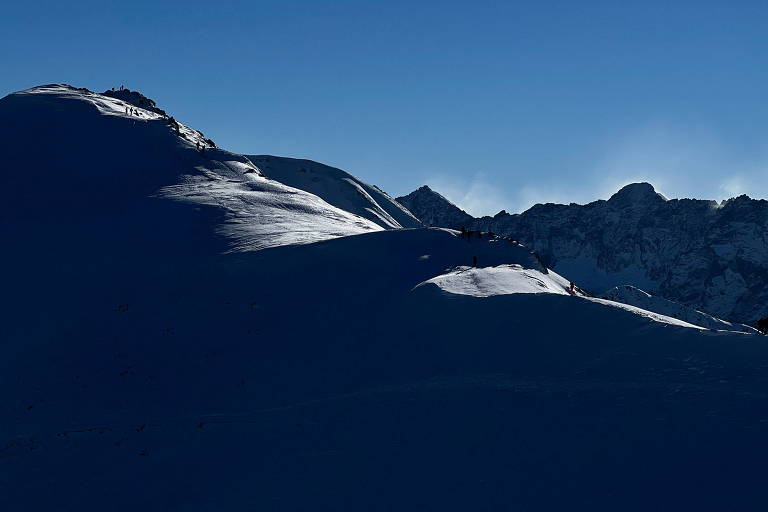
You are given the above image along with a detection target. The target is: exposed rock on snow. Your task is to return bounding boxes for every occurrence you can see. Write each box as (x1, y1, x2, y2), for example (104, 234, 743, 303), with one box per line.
(101, 86, 170, 117)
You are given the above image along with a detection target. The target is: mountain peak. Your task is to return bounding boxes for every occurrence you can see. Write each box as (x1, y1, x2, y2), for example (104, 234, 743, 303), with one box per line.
(396, 185, 473, 228)
(608, 182, 667, 206)
(401, 184, 453, 204)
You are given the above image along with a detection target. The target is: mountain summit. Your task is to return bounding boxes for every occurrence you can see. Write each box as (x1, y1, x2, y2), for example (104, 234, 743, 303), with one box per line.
(0, 84, 383, 252)
(608, 182, 668, 206)
(396, 185, 474, 228)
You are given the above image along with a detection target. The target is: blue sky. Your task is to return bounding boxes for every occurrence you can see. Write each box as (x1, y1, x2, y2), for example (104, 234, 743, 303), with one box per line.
(3, 0, 767, 215)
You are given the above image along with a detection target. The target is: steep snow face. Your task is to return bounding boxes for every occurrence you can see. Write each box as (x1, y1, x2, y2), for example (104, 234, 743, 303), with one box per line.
(407, 181, 768, 324)
(602, 285, 757, 333)
(396, 185, 474, 228)
(249, 155, 420, 230)
(0, 85, 382, 252)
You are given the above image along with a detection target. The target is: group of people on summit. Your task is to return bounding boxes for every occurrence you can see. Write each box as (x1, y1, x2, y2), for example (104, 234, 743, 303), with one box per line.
(112, 84, 211, 154)
(459, 226, 517, 244)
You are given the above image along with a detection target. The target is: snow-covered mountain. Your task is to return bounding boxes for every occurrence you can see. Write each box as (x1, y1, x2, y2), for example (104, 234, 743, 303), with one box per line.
(396, 185, 474, 228)
(0, 84, 383, 252)
(248, 155, 420, 229)
(403, 181, 768, 325)
(4, 84, 768, 511)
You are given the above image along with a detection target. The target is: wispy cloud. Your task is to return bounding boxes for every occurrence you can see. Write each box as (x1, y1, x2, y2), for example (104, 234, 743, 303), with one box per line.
(425, 170, 604, 217)
(719, 176, 749, 197)
(590, 121, 768, 203)
(424, 173, 508, 217)
(419, 121, 768, 216)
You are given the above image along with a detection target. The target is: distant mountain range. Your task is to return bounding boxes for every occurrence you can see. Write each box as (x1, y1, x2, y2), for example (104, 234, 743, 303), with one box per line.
(398, 182, 768, 324)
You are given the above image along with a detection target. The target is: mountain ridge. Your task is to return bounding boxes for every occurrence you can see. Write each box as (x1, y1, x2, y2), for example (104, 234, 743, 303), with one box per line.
(399, 182, 768, 324)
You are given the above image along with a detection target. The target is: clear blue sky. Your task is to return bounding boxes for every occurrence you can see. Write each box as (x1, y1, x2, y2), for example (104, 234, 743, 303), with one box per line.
(3, 0, 767, 215)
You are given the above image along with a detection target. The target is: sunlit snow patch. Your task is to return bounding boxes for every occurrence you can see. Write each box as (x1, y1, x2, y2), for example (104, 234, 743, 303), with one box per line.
(414, 264, 571, 297)
(416, 264, 704, 329)
(248, 155, 421, 229)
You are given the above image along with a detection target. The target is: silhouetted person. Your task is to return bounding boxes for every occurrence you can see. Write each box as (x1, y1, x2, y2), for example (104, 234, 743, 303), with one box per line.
(568, 282, 576, 296)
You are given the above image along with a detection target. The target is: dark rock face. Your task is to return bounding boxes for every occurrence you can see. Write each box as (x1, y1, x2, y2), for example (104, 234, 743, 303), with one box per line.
(607, 182, 668, 207)
(396, 185, 474, 229)
(402, 182, 768, 324)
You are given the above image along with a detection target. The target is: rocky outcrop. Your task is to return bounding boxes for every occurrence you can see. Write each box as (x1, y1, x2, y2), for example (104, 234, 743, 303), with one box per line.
(396, 185, 473, 229)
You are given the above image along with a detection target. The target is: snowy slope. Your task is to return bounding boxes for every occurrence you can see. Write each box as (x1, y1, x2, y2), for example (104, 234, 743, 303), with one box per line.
(5, 225, 766, 511)
(0, 84, 382, 252)
(602, 285, 757, 333)
(249, 154, 421, 229)
(416, 265, 702, 329)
